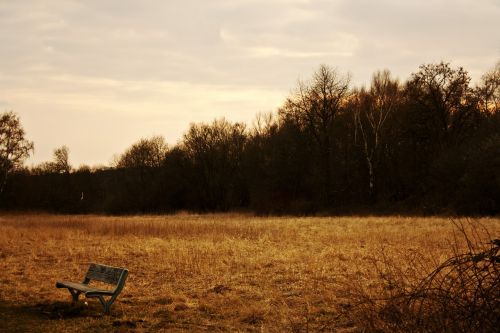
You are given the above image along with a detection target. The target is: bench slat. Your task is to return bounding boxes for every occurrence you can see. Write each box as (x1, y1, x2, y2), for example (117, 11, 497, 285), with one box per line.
(86, 263, 125, 285)
(56, 281, 114, 295)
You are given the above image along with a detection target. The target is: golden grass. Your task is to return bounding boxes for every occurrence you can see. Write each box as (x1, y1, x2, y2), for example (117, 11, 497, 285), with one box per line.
(0, 214, 498, 332)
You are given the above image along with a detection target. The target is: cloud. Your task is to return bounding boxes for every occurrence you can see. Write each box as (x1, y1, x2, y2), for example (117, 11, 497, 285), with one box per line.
(0, 0, 498, 165)
(243, 32, 359, 59)
(1, 70, 286, 165)
(0, 100, 11, 109)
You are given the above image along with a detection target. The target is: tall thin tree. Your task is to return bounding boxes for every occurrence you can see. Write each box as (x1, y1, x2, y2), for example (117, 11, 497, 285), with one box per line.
(353, 70, 400, 200)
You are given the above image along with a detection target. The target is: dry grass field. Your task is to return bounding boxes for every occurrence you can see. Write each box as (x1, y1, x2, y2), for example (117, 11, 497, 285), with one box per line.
(0, 214, 498, 332)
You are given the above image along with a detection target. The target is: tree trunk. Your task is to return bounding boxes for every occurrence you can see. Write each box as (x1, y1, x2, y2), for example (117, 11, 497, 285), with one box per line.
(366, 157, 376, 202)
(0, 169, 8, 197)
(322, 144, 334, 205)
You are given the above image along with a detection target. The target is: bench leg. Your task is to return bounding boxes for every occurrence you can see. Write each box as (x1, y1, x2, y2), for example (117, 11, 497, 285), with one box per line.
(97, 296, 114, 315)
(68, 289, 81, 304)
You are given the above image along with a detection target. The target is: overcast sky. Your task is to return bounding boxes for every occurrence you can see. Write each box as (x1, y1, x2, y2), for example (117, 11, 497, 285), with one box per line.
(1, 0, 499, 167)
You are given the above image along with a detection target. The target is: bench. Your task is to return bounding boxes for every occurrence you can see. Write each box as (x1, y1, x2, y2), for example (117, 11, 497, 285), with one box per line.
(56, 263, 128, 314)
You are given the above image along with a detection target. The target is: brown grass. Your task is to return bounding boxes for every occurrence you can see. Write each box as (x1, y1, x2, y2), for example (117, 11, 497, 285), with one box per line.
(0, 214, 498, 332)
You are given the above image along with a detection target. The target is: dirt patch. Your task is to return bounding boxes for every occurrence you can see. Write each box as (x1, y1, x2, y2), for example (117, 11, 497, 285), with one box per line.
(210, 285, 231, 294)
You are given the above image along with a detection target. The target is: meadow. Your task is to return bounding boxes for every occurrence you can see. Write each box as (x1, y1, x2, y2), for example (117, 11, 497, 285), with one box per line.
(0, 214, 498, 332)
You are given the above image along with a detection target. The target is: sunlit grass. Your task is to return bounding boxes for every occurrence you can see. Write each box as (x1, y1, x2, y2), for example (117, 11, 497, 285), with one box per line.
(0, 214, 498, 332)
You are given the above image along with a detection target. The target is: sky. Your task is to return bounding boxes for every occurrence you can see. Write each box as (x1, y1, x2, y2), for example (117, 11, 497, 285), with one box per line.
(1, 0, 499, 167)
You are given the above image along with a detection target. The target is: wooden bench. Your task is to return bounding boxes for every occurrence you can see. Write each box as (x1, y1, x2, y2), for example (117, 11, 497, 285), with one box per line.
(56, 263, 128, 314)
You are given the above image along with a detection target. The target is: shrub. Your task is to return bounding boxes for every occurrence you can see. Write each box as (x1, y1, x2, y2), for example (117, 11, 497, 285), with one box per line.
(341, 220, 499, 332)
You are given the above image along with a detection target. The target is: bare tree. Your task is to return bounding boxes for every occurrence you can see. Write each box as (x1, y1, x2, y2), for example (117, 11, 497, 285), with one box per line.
(183, 118, 246, 210)
(251, 111, 277, 139)
(33, 145, 72, 174)
(476, 61, 500, 114)
(353, 70, 401, 200)
(279, 64, 350, 202)
(113, 136, 169, 212)
(0, 111, 34, 194)
(406, 62, 476, 146)
(54, 145, 71, 174)
(117, 136, 168, 169)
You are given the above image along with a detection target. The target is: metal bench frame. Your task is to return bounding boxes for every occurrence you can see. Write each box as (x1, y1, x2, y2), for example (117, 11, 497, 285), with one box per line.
(56, 263, 128, 314)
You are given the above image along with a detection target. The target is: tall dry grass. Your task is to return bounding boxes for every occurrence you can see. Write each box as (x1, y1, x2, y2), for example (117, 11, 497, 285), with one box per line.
(0, 214, 498, 332)
(340, 220, 499, 333)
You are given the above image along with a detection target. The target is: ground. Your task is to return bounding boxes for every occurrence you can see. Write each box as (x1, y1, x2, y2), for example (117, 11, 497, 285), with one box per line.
(0, 214, 498, 332)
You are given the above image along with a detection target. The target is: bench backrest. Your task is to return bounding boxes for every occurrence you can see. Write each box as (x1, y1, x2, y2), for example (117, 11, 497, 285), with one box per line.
(85, 263, 128, 286)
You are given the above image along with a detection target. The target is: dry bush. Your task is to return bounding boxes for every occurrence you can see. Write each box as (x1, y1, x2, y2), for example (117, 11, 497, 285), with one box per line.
(341, 220, 499, 333)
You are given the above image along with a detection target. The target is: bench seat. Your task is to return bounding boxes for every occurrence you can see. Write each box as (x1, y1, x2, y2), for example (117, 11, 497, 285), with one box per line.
(56, 281, 114, 296)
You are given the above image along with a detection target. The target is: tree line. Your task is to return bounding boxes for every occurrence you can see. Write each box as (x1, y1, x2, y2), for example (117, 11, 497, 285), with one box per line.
(1, 61, 499, 215)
